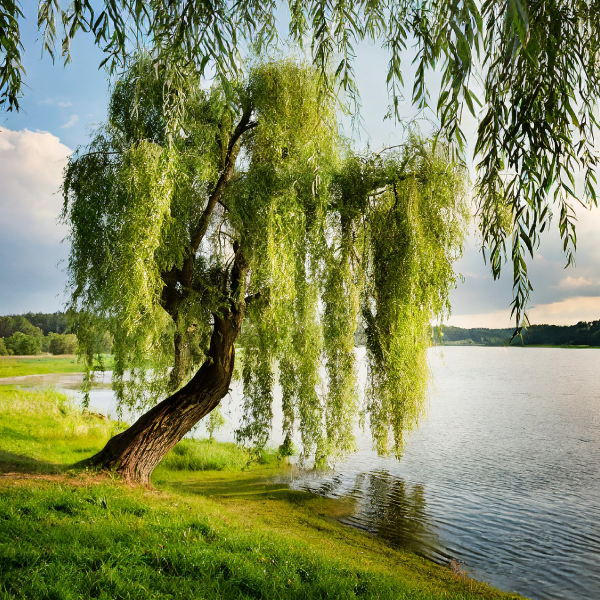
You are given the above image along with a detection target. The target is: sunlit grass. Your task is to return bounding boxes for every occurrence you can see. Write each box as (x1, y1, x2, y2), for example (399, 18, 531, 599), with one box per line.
(0, 478, 523, 600)
(158, 438, 277, 472)
(0, 386, 119, 472)
(0, 355, 114, 378)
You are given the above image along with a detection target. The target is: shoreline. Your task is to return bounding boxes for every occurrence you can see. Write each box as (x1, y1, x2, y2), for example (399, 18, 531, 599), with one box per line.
(0, 384, 526, 600)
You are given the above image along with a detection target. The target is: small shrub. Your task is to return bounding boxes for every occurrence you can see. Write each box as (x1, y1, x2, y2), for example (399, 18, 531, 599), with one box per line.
(277, 433, 296, 460)
(206, 407, 226, 440)
(49, 333, 78, 355)
(4, 332, 42, 355)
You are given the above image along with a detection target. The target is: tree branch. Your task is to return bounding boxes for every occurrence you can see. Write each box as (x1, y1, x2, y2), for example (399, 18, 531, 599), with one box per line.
(190, 112, 256, 254)
(244, 292, 262, 306)
(230, 240, 247, 301)
(77, 150, 121, 158)
(373, 144, 404, 158)
(179, 106, 256, 287)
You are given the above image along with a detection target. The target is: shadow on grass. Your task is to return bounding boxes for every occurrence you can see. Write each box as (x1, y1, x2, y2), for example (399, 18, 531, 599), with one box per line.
(180, 476, 310, 500)
(157, 469, 336, 511)
(0, 450, 66, 475)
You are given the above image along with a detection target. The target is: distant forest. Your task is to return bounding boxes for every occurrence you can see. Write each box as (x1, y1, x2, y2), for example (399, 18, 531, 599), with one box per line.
(0, 312, 112, 356)
(3, 313, 599, 355)
(433, 321, 600, 347)
(0, 312, 71, 337)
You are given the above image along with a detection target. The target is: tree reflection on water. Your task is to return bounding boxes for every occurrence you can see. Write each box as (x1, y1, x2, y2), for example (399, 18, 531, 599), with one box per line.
(306, 470, 449, 564)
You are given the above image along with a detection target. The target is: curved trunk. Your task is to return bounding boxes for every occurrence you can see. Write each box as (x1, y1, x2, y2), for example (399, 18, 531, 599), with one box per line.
(80, 313, 239, 484)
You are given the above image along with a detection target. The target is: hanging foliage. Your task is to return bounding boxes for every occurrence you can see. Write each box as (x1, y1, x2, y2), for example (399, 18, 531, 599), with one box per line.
(63, 56, 468, 471)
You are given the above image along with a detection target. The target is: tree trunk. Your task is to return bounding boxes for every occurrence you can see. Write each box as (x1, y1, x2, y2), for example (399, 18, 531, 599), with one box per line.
(169, 331, 188, 391)
(80, 313, 240, 484)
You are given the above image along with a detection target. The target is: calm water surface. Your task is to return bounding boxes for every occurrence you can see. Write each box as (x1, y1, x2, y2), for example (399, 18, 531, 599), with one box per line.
(286, 347, 600, 600)
(3, 347, 599, 599)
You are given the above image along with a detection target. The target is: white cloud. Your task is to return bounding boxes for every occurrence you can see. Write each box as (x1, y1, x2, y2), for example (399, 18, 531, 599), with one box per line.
(448, 296, 600, 328)
(447, 311, 514, 329)
(60, 114, 79, 129)
(558, 276, 593, 289)
(527, 296, 600, 325)
(0, 128, 71, 244)
(38, 97, 73, 108)
(0, 136, 15, 152)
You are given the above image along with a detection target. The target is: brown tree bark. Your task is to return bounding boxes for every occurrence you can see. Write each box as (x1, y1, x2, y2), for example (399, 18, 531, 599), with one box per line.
(168, 330, 188, 391)
(79, 311, 241, 484)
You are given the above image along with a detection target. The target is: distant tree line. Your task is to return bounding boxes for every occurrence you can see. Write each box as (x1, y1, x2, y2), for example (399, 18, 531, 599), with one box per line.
(433, 321, 600, 347)
(0, 312, 113, 356)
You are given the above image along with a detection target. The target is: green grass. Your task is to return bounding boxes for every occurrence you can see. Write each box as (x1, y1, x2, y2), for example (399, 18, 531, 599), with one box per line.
(0, 387, 525, 600)
(0, 355, 114, 378)
(159, 437, 278, 472)
(0, 386, 121, 472)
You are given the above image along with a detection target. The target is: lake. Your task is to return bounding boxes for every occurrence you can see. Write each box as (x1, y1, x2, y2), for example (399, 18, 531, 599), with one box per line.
(282, 347, 600, 600)
(4, 346, 599, 599)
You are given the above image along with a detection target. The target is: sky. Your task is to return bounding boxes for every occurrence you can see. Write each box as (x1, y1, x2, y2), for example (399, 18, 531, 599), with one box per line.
(2, 9, 600, 327)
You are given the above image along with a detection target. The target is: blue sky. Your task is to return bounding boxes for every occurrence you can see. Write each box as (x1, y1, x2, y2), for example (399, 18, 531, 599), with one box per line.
(2, 8, 600, 327)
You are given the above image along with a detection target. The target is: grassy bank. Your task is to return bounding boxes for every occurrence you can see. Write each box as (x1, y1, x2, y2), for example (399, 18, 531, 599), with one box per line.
(0, 386, 119, 471)
(0, 387, 525, 599)
(0, 355, 114, 378)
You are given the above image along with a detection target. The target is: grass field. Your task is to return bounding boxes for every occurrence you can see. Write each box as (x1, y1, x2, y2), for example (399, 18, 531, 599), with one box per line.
(0, 354, 116, 378)
(0, 386, 120, 471)
(0, 386, 525, 600)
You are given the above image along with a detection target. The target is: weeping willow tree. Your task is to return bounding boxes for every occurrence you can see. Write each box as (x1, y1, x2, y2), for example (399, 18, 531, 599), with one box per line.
(6, 3, 600, 330)
(62, 57, 468, 483)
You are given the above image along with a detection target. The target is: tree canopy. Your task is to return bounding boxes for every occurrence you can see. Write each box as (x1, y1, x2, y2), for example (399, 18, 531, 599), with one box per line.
(0, 315, 42, 338)
(62, 58, 468, 466)
(0, 313, 83, 355)
(4, 1, 600, 327)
